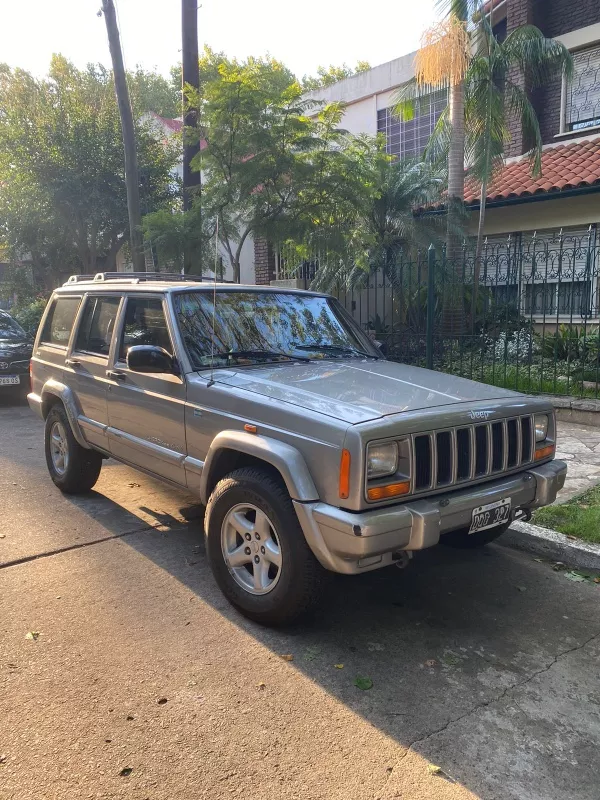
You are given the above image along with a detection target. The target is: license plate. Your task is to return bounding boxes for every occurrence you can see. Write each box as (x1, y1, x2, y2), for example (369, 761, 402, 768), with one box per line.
(0, 375, 20, 386)
(469, 498, 511, 534)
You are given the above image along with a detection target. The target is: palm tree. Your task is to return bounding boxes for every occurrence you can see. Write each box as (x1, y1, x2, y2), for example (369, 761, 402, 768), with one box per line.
(394, 0, 572, 321)
(310, 156, 448, 293)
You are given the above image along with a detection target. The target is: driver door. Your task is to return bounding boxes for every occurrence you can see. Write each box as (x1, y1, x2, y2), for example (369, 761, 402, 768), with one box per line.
(106, 295, 187, 485)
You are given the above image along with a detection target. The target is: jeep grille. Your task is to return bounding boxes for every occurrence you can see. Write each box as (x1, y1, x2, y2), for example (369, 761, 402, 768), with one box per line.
(412, 415, 534, 492)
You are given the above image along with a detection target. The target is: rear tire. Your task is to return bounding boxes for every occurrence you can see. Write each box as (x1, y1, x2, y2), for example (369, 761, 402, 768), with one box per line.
(205, 466, 325, 626)
(440, 521, 511, 549)
(45, 404, 102, 494)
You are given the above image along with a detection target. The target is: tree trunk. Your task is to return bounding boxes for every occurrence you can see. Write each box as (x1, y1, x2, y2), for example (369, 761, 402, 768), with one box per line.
(442, 79, 466, 335)
(101, 0, 145, 272)
(182, 0, 201, 275)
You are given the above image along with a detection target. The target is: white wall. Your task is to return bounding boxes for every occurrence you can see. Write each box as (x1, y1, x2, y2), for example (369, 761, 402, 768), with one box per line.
(302, 53, 416, 139)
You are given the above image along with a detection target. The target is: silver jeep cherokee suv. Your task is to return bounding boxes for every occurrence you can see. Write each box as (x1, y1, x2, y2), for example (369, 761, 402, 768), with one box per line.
(29, 273, 567, 625)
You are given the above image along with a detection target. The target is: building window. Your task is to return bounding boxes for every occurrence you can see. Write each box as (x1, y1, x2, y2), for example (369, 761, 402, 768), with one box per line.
(565, 45, 600, 132)
(377, 90, 446, 159)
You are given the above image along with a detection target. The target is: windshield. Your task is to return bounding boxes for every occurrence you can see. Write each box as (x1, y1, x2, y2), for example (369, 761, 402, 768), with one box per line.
(174, 290, 380, 369)
(0, 312, 26, 340)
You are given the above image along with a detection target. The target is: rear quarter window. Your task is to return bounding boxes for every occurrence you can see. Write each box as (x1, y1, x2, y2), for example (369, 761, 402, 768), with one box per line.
(40, 296, 81, 347)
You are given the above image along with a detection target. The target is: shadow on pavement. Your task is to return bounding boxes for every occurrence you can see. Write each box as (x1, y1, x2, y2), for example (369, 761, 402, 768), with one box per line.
(54, 478, 600, 800)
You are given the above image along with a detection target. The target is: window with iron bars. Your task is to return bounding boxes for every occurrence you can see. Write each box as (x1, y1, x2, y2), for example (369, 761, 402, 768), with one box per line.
(565, 45, 600, 132)
(476, 227, 599, 319)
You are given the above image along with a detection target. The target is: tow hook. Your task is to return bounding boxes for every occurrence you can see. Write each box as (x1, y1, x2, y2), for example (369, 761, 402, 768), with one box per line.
(392, 551, 413, 570)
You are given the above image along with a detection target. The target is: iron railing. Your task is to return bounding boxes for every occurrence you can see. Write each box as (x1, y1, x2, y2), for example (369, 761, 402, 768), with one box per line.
(328, 227, 600, 400)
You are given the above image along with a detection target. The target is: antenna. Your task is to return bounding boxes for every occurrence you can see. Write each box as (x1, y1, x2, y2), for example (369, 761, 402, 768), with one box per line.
(207, 216, 219, 387)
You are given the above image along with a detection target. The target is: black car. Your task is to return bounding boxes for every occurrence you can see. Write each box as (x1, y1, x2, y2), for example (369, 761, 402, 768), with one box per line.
(0, 310, 32, 393)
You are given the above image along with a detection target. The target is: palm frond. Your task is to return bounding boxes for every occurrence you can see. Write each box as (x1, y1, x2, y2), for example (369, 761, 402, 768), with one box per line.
(392, 78, 440, 122)
(502, 25, 573, 85)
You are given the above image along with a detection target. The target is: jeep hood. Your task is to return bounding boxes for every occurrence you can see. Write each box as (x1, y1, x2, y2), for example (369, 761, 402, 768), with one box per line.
(216, 359, 520, 424)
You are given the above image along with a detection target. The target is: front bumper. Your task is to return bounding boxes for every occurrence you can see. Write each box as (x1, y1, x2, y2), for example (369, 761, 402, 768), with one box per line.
(294, 460, 567, 574)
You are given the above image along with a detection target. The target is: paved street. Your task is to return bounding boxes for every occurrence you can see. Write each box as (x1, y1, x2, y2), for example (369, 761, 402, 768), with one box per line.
(1, 396, 599, 800)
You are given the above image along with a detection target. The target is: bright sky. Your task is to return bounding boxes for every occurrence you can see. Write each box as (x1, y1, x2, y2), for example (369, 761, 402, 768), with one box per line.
(0, 0, 437, 80)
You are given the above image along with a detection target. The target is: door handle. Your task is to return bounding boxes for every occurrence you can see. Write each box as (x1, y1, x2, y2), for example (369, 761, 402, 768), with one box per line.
(106, 370, 126, 381)
(65, 358, 80, 367)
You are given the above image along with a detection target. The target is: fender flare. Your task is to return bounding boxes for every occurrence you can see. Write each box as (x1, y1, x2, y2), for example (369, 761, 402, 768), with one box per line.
(199, 430, 319, 505)
(40, 380, 90, 450)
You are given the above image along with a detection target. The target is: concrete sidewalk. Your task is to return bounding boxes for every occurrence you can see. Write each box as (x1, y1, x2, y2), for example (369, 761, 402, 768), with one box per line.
(1, 400, 600, 800)
(554, 421, 600, 501)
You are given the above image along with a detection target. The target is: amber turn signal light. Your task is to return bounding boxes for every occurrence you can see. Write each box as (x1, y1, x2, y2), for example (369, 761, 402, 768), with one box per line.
(534, 444, 555, 461)
(339, 449, 351, 499)
(367, 481, 410, 501)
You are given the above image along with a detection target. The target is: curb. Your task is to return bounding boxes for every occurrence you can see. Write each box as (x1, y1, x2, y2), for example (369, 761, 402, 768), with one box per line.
(499, 519, 600, 571)
(550, 396, 600, 428)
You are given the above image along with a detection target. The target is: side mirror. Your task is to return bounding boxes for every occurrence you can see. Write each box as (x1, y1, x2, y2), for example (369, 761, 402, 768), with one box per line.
(126, 345, 176, 374)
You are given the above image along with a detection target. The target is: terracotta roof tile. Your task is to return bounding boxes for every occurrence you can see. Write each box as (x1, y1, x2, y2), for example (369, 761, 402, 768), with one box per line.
(465, 137, 600, 205)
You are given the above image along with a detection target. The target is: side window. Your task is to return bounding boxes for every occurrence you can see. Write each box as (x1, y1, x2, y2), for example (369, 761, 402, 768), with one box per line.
(74, 296, 121, 356)
(40, 297, 81, 347)
(119, 297, 172, 362)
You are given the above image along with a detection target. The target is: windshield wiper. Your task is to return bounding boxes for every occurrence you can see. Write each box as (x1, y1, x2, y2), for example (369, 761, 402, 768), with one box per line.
(216, 348, 311, 363)
(292, 343, 378, 359)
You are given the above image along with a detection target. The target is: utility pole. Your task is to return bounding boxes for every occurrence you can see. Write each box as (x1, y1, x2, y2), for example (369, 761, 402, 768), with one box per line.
(181, 0, 200, 212)
(101, 0, 145, 271)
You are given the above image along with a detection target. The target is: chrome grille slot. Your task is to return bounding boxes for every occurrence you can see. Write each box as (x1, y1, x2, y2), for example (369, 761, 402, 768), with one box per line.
(414, 435, 432, 490)
(456, 428, 471, 481)
(436, 431, 453, 486)
(407, 414, 534, 495)
(474, 425, 488, 477)
(521, 416, 533, 462)
(491, 422, 504, 472)
(507, 419, 519, 468)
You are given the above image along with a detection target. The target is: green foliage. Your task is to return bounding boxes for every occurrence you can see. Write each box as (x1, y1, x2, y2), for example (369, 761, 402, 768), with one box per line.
(533, 485, 600, 544)
(162, 49, 382, 280)
(302, 61, 371, 91)
(11, 297, 49, 335)
(128, 66, 181, 118)
(539, 325, 600, 364)
(308, 157, 448, 292)
(0, 56, 179, 291)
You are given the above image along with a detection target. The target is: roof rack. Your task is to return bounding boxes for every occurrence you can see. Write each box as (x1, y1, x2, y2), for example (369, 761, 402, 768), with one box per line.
(65, 272, 212, 285)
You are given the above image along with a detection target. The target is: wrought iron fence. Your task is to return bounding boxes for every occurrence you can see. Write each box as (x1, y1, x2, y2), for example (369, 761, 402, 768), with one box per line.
(331, 227, 600, 400)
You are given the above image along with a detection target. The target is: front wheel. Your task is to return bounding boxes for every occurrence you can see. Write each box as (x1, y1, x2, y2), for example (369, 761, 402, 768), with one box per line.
(205, 466, 324, 626)
(44, 405, 102, 494)
(440, 521, 511, 549)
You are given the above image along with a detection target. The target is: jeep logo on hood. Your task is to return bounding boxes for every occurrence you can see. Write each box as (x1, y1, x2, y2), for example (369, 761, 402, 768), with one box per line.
(469, 410, 492, 420)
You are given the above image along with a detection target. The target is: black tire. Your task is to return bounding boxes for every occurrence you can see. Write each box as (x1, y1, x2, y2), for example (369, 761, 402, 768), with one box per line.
(440, 521, 511, 549)
(205, 466, 325, 626)
(44, 404, 102, 493)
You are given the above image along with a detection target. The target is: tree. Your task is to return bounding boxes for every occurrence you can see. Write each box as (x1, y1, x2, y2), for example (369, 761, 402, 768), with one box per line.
(128, 67, 180, 118)
(144, 52, 381, 282)
(186, 52, 375, 281)
(302, 61, 371, 91)
(101, 0, 145, 272)
(394, 0, 571, 321)
(309, 154, 448, 291)
(0, 57, 178, 285)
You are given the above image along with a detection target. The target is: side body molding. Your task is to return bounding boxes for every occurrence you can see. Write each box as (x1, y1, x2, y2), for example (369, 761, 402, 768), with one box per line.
(199, 430, 319, 505)
(40, 379, 91, 449)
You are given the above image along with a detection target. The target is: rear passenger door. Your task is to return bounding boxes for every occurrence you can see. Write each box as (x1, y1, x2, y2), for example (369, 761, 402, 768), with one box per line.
(66, 294, 122, 451)
(106, 295, 187, 485)
(34, 295, 82, 397)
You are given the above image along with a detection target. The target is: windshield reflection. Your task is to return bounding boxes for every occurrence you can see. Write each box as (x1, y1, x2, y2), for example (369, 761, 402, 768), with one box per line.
(174, 291, 379, 369)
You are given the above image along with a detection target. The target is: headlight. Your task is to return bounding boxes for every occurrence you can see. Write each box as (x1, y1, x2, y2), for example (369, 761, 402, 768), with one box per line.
(367, 442, 398, 479)
(534, 414, 549, 442)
